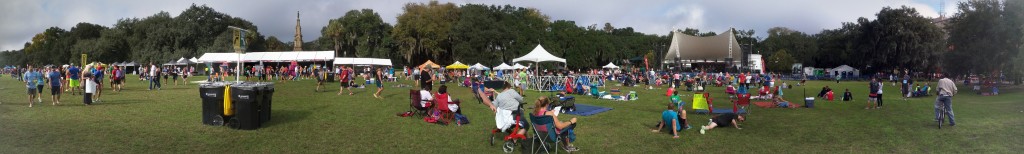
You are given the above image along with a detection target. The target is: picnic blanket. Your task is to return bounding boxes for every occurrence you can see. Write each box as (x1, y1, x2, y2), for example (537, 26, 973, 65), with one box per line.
(563, 104, 612, 116)
(753, 101, 802, 108)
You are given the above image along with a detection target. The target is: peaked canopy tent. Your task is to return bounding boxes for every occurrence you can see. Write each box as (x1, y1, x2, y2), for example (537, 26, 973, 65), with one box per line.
(494, 63, 514, 70)
(446, 61, 469, 69)
(511, 45, 568, 91)
(663, 29, 744, 69)
(512, 63, 528, 70)
(418, 60, 441, 69)
(602, 62, 619, 69)
(470, 63, 490, 70)
(512, 45, 567, 64)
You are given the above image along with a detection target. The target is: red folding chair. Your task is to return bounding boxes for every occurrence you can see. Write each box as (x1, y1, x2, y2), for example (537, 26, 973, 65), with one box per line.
(704, 92, 714, 114)
(734, 93, 751, 114)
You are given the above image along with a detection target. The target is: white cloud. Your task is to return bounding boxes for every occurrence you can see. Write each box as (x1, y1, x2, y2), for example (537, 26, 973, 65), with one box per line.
(0, 0, 967, 51)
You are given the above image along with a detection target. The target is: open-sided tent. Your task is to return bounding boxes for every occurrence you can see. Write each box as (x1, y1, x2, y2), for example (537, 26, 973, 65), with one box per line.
(470, 63, 490, 70)
(189, 57, 199, 63)
(419, 60, 440, 69)
(446, 61, 469, 69)
(512, 45, 566, 63)
(602, 62, 619, 69)
(494, 63, 514, 70)
(513, 63, 528, 69)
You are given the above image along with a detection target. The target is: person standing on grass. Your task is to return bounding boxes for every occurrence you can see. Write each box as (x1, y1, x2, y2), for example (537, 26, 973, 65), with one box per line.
(83, 72, 96, 105)
(935, 73, 958, 126)
(876, 77, 884, 109)
(48, 67, 63, 105)
(420, 67, 434, 91)
(34, 68, 46, 103)
(149, 63, 160, 90)
(338, 66, 353, 95)
(867, 78, 879, 109)
(92, 65, 104, 102)
(314, 67, 324, 92)
(373, 67, 385, 98)
(699, 113, 745, 134)
(68, 65, 81, 95)
(23, 65, 39, 107)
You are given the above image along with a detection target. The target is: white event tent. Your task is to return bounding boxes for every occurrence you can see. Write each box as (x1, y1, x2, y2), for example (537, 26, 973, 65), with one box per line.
(494, 63, 514, 70)
(512, 63, 528, 69)
(333, 57, 392, 66)
(602, 62, 619, 69)
(196, 51, 336, 63)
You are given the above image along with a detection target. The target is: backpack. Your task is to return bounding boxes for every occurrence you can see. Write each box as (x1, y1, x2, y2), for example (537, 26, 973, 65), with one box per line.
(455, 113, 470, 125)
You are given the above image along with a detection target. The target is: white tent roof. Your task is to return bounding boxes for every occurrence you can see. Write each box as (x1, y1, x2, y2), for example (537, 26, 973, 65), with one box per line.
(371, 59, 393, 66)
(197, 53, 241, 62)
(198, 51, 335, 63)
(513, 63, 528, 69)
(189, 57, 199, 63)
(602, 62, 619, 69)
(470, 63, 490, 70)
(512, 45, 566, 63)
(332, 57, 392, 66)
(494, 63, 514, 70)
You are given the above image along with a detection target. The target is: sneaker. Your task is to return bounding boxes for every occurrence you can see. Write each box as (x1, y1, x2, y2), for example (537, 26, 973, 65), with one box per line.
(685, 125, 692, 130)
(700, 126, 706, 134)
(562, 145, 578, 152)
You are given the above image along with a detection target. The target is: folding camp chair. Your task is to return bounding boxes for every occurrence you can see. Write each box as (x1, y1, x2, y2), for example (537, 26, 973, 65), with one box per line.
(409, 90, 431, 117)
(529, 114, 563, 154)
(734, 93, 751, 114)
(433, 93, 461, 125)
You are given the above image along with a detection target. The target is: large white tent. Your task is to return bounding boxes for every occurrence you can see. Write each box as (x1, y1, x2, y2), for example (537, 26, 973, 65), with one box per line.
(196, 51, 336, 63)
(494, 63, 514, 70)
(512, 45, 566, 63)
(333, 57, 392, 66)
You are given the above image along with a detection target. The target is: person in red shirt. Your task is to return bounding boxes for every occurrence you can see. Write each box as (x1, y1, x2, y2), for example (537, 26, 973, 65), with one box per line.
(337, 66, 353, 95)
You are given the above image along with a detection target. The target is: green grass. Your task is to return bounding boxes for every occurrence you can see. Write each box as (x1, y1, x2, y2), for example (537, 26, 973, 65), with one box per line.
(1, 75, 1022, 153)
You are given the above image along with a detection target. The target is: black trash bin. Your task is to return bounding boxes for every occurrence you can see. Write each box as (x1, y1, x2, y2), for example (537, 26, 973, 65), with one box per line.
(259, 83, 275, 124)
(199, 82, 227, 126)
(326, 72, 335, 82)
(231, 83, 263, 130)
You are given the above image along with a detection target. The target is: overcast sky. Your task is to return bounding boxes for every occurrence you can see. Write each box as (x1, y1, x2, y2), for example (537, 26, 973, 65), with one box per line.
(0, 0, 964, 51)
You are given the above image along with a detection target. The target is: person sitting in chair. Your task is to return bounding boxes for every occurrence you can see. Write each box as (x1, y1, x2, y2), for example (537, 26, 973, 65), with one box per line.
(479, 81, 528, 138)
(418, 88, 434, 110)
(771, 95, 791, 108)
(700, 113, 745, 134)
(534, 96, 580, 152)
(433, 85, 459, 115)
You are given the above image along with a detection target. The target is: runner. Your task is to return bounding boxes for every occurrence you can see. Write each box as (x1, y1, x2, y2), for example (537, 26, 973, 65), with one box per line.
(373, 67, 385, 98)
(337, 66, 353, 95)
(48, 67, 63, 105)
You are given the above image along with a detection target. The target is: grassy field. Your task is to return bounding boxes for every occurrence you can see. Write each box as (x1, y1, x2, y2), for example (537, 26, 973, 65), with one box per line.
(1, 75, 1022, 153)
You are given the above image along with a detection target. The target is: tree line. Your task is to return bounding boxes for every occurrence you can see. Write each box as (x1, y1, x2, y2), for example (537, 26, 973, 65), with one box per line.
(0, 1, 1021, 82)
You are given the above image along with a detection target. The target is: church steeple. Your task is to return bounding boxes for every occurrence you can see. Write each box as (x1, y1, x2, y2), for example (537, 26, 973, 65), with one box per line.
(293, 11, 303, 51)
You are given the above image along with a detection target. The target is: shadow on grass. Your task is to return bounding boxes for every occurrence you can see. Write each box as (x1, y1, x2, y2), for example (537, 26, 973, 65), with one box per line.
(261, 109, 313, 128)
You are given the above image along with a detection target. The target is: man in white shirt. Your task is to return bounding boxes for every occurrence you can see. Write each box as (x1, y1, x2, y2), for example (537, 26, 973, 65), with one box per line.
(149, 63, 160, 90)
(935, 73, 958, 126)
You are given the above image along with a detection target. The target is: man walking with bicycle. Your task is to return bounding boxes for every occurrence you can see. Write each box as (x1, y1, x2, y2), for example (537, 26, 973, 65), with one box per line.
(935, 73, 958, 127)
